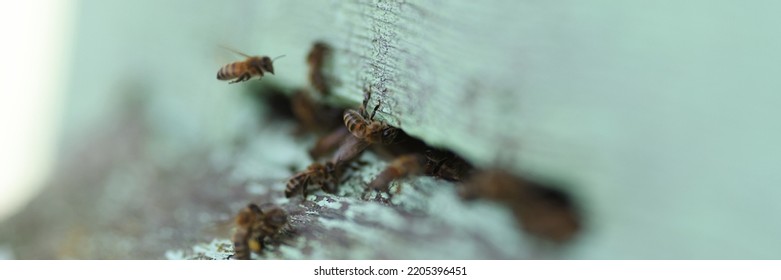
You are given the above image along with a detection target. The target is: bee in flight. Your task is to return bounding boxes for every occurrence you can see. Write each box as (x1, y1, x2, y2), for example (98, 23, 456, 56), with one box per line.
(217, 48, 285, 84)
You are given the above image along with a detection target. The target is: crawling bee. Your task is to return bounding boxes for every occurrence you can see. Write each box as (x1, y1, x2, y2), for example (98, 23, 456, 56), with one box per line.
(217, 48, 285, 84)
(306, 41, 331, 95)
(460, 170, 581, 243)
(424, 149, 474, 182)
(232, 203, 288, 260)
(287, 136, 374, 199)
(343, 86, 399, 145)
(368, 154, 426, 193)
(284, 162, 338, 198)
(287, 87, 402, 199)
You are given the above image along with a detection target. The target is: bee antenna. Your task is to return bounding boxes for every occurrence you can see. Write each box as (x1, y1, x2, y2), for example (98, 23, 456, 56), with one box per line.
(272, 55, 287, 62)
(370, 103, 381, 121)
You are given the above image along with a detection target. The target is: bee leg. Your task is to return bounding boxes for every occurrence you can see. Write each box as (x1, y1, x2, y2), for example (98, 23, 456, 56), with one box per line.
(376, 191, 390, 204)
(363, 182, 392, 203)
(362, 86, 371, 112)
(360, 182, 373, 200)
(240, 73, 252, 82)
(321, 182, 332, 194)
(322, 180, 338, 194)
(369, 103, 381, 121)
(229, 73, 251, 84)
(301, 176, 311, 199)
(255, 69, 265, 80)
(333, 164, 343, 193)
(392, 182, 402, 195)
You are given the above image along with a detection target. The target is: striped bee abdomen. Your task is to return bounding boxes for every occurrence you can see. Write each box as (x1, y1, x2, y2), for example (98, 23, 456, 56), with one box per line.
(217, 62, 243, 80)
(285, 172, 309, 198)
(343, 109, 368, 139)
(231, 228, 251, 260)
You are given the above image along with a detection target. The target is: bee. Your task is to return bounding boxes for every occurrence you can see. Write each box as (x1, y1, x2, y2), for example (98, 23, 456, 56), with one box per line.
(290, 90, 343, 136)
(460, 170, 581, 243)
(284, 162, 337, 198)
(306, 41, 331, 95)
(343, 86, 399, 145)
(232, 203, 288, 260)
(288, 133, 380, 199)
(217, 48, 285, 84)
(424, 149, 474, 182)
(287, 87, 402, 199)
(332, 86, 396, 163)
(459, 170, 524, 202)
(513, 183, 581, 243)
(367, 154, 426, 193)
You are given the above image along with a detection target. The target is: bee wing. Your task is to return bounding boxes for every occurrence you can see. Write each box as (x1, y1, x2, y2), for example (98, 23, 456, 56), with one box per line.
(219, 45, 253, 58)
(332, 135, 371, 164)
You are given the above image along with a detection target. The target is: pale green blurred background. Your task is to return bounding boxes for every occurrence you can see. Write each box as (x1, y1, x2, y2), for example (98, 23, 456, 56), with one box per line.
(1, 0, 781, 259)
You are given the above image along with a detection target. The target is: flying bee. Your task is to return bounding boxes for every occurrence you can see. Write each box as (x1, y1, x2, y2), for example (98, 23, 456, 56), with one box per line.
(232, 203, 288, 260)
(306, 41, 332, 95)
(368, 154, 426, 193)
(285, 162, 338, 198)
(217, 48, 285, 84)
(343, 86, 399, 145)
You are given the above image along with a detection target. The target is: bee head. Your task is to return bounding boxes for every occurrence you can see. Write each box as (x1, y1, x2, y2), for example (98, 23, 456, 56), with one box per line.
(258, 56, 275, 75)
(267, 55, 287, 75)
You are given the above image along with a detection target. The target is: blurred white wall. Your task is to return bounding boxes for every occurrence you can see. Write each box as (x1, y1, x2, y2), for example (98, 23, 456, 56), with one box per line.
(0, 1, 74, 222)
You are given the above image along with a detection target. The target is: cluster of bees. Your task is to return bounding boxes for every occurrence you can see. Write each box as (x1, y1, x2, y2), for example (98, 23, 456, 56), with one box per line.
(216, 42, 583, 259)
